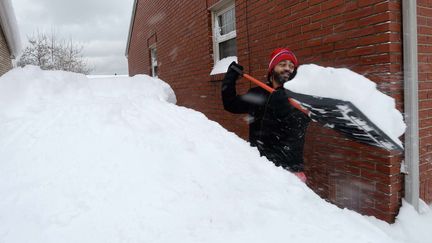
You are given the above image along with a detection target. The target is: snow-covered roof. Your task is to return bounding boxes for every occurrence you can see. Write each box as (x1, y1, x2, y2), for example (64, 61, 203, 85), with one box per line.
(0, 0, 21, 58)
(125, 0, 138, 58)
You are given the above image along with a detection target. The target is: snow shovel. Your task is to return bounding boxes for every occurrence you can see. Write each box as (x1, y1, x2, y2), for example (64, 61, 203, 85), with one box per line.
(230, 66, 404, 152)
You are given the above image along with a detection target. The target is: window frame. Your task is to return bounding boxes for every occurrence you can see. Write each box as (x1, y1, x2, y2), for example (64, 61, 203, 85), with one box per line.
(211, 1, 237, 63)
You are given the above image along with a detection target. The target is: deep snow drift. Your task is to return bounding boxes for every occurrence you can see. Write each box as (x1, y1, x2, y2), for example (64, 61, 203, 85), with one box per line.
(0, 66, 429, 243)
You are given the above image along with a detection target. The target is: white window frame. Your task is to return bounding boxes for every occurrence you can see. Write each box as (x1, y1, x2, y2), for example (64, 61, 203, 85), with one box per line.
(211, 1, 236, 63)
(149, 45, 158, 78)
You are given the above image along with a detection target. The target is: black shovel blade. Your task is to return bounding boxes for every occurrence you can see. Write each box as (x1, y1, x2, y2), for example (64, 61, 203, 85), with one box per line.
(285, 90, 404, 152)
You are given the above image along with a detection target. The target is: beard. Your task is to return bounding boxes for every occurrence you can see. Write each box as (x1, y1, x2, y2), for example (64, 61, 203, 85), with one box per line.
(272, 70, 293, 85)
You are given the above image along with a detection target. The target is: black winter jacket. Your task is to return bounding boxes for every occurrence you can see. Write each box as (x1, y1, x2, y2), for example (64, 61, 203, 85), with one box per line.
(221, 76, 310, 172)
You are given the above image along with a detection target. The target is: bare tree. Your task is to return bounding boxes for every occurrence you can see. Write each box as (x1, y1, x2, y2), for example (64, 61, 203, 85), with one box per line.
(17, 31, 92, 74)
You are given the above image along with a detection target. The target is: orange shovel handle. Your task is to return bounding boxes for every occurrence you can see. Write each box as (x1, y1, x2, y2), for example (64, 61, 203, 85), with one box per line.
(242, 73, 275, 93)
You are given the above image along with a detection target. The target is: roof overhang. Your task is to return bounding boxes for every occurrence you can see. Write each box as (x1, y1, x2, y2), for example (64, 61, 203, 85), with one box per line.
(125, 0, 138, 58)
(0, 0, 21, 58)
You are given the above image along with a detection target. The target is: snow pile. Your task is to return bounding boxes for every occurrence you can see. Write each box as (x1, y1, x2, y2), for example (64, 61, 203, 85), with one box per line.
(369, 200, 432, 243)
(0, 66, 175, 119)
(285, 64, 406, 147)
(391, 201, 432, 243)
(210, 56, 237, 75)
(87, 74, 128, 79)
(0, 66, 428, 243)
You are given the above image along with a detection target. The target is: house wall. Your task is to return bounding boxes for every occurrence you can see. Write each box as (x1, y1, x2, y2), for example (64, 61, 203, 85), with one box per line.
(418, 0, 432, 204)
(128, 0, 406, 222)
(0, 28, 12, 76)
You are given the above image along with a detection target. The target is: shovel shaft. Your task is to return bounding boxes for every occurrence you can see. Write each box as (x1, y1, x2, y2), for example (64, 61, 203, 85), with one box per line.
(243, 73, 274, 93)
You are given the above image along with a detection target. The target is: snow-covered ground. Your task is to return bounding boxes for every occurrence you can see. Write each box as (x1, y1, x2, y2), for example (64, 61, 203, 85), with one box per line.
(0, 66, 430, 243)
(87, 74, 128, 79)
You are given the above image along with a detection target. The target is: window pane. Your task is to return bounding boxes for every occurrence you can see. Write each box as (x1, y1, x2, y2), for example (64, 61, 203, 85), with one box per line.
(218, 7, 235, 35)
(150, 48, 158, 77)
(153, 66, 158, 77)
(151, 48, 157, 66)
(219, 38, 237, 59)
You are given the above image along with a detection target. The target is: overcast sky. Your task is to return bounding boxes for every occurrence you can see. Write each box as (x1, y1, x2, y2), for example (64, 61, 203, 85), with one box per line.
(12, 0, 135, 75)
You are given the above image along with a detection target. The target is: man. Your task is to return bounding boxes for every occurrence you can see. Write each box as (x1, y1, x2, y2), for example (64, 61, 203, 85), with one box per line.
(221, 48, 310, 181)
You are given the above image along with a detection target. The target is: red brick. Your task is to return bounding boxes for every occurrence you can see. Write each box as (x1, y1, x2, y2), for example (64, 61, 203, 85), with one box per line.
(376, 181, 403, 194)
(347, 46, 376, 57)
(361, 169, 392, 183)
(358, 0, 386, 7)
(418, 6, 432, 17)
(302, 22, 322, 33)
(309, 0, 327, 5)
(321, 0, 344, 11)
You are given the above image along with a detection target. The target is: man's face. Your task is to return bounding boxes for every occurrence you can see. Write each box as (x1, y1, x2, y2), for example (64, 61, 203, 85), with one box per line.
(272, 60, 295, 85)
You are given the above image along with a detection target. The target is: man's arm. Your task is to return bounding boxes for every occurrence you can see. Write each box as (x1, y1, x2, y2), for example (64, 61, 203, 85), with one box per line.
(221, 62, 251, 114)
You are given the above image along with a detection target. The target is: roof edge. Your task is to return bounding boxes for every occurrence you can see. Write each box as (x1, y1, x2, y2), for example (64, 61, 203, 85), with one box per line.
(0, 0, 21, 58)
(125, 0, 138, 58)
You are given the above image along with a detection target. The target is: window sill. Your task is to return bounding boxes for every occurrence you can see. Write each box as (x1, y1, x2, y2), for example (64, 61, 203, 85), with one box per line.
(210, 73, 225, 82)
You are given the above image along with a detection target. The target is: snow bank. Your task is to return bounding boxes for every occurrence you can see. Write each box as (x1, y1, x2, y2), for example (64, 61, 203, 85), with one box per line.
(369, 200, 432, 243)
(390, 200, 432, 243)
(87, 74, 128, 79)
(285, 64, 406, 147)
(0, 66, 427, 243)
(210, 56, 237, 75)
(0, 66, 175, 119)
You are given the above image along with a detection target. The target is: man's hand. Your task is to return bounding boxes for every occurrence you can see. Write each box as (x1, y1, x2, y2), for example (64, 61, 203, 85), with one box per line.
(224, 62, 244, 84)
(268, 88, 291, 108)
(267, 88, 295, 118)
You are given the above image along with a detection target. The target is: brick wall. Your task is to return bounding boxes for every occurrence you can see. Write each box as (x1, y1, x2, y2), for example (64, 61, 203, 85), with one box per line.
(418, 0, 432, 204)
(128, 0, 407, 222)
(0, 27, 12, 76)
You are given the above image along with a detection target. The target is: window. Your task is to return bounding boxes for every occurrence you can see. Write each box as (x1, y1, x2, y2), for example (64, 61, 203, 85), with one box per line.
(150, 46, 158, 77)
(212, 2, 237, 62)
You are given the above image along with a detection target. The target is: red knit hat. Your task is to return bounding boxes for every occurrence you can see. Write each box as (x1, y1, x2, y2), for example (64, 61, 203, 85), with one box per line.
(267, 48, 299, 80)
